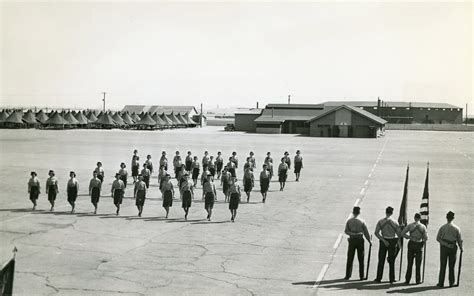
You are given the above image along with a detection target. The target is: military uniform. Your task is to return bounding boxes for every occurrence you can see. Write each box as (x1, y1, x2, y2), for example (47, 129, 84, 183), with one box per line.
(436, 218, 463, 287)
(374, 216, 400, 282)
(401, 220, 428, 284)
(344, 215, 371, 280)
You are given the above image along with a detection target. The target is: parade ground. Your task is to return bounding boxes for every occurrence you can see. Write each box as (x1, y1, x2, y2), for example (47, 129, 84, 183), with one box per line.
(0, 127, 472, 295)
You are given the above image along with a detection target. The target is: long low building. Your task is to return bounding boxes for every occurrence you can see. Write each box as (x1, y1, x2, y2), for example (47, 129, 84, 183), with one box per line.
(122, 105, 205, 126)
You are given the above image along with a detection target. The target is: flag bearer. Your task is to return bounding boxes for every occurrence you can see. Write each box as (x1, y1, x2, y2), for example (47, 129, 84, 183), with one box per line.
(344, 206, 372, 280)
(436, 211, 463, 288)
(401, 213, 428, 285)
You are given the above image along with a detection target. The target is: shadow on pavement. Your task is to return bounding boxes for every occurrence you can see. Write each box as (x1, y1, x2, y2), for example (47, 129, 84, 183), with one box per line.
(386, 285, 444, 294)
(166, 219, 207, 223)
(292, 278, 406, 291)
(191, 220, 230, 224)
(0, 208, 40, 213)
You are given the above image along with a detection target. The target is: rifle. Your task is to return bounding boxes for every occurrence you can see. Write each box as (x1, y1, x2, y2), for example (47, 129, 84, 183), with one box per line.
(365, 235, 372, 280)
(456, 249, 463, 286)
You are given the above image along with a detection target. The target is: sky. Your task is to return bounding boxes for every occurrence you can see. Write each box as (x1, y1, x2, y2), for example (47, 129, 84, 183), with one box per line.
(1, 1, 472, 111)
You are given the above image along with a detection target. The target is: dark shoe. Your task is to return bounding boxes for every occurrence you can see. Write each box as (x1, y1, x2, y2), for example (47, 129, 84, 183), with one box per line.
(390, 280, 397, 284)
(415, 281, 421, 285)
(404, 281, 410, 285)
(344, 277, 350, 280)
(374, 279, 381, 283)
(436, 283, 444, 288)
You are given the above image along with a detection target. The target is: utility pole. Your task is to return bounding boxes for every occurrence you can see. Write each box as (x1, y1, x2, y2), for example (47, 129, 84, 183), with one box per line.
(200, 103, 203, 128)
(102, 92, 106, 112)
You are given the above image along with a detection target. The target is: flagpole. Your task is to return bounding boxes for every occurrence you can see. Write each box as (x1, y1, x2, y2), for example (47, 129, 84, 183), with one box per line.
(398, 164, 409, 282)
(422, 243, 426, 283)
(399, 238, 403, 281)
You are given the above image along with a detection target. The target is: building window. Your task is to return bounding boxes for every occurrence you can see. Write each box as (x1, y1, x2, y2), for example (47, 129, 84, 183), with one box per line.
(392, 107, 396, 110)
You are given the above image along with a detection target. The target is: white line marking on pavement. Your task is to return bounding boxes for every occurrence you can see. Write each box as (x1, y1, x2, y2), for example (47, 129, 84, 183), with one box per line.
(360, 188, 365, 196)
(333, 234, 343, 249)
(347, 213, 352, 220)
(354, 198, 361, 207)
(368, 173, 372, 178)
(313, 264, 329, 288)
(364, 180, 369, 186)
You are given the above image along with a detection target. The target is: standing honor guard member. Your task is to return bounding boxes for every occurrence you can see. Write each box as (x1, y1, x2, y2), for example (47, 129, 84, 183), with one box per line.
(67, 171, 79, 214)
(94, 162, 105, 183)
(344, 206, 372, 280)
(46, 170, 58, 212)
(294, 150, 303, 181)
(374, 206, 400, 283)
(436, 211, 463, 288)
(259, 164, 270, 203)
(401, 213, 428, 285)
(111, 173, 125, 215)
(180, 173, 193, 220)
(134, 175, 147, 217)
(131, 149, 140, 183)
(28, 171, 41, 210)
(89, 170, 101, 214)
(161, 174, 174, 218)
(203, 174, 217, 221)
(215, 151, 224, 179)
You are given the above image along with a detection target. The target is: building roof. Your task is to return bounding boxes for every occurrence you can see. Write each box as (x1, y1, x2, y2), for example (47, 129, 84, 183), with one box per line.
(266, 104, 325, 109)
(135, 113, 156, 126)
(122, 105, 198, 114)
(234, 108, 263, 115)
(45, 112, 68, 125)
(112, 112, 126, 125)
(322, 101, 461, 109)
(307, 105, 387, 125)
(254, 105, 333, 123)
(74, 111, 90, 125)
(95, 113, 116, 126)
(36, 110, 49, 123)
(22, 110, 38, 124)
(6, 111, 25, 124)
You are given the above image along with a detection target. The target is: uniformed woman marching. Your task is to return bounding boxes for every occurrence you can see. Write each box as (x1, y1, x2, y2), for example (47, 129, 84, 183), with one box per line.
(221, 167, 231, 202)
(215, 151, 224, 179)
(203, 174, 217, 221)
(278, 158, 289, 191)
(260, 164, 270, 203)
(28, 171, 41, 210)
(208, 156, 216, 179)
(94, 162, 105, 184)
(294, 150, 303, 181)
(134, 175, 147, 217)
(228, 177, 241, 222)
(89, 170, 101, 214)
(243, 167, 254, 203)
(192, 156, 200, 187)
(141, 163, 151, 189)
(158, 165, 167, 191)
(180, 173, 193, 220)
(111, 173, 125, 215)
(46, 170, 58, 211)
(161, 174, 174, 218)
(67, 171, 79, 214)
(119, 163, 128, 188)
(264, 152, 274, 180)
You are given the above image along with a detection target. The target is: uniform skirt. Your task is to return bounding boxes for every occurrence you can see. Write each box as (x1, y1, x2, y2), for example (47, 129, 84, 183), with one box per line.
(222, 180, 229, 196)
(91, 187, 100, 204)
(267, 166, 273, 178)
(132, 165, 139, 177)
(120, 175, 127, 188)
(229, 193, 240, 210)
(163, 190, 173, 207)
(29, 186, 39, 201)
(260, 178, 269, 193)
(48, 185, 57, 202)
(98, 174, 104, 183)
(294, 162, 302, 174)
(67, 186, 78, 203)
(216, 162, 223, 172)
(278, 170, 287, 182)
(209, 167, 216, 177)
(185, 161, 193, 172)
(204, 192, 215, 209)
(182, 190, 192, 208)
(136, 190, 146, 206)
(113, 189, 123, 205)
(243, 177, 253, 192)
(192, 168, 200, 180)
(143, 176, 150, 188)
(229, 168, 236, 178)
(159, 178, 165, 191)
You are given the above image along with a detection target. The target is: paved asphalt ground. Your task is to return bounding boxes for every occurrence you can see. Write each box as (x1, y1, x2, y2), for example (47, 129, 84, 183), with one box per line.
(0, 127, 472, 295)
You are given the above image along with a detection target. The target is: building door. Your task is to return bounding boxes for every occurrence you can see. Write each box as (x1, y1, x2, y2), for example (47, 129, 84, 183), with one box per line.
(339, 125, 348, 137)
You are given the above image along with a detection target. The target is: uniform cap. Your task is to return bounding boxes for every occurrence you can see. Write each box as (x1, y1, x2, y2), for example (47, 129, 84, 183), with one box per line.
(446, 211, 455, 219)
(386, 206, 394, 214)
(353, 206, 360, 215)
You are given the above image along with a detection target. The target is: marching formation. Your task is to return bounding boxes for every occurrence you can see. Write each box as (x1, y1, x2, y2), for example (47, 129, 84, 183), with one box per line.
(27, 150, 304, 222)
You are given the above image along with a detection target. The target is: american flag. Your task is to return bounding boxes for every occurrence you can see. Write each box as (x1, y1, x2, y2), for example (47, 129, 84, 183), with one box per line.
(420, 163, 429, 226)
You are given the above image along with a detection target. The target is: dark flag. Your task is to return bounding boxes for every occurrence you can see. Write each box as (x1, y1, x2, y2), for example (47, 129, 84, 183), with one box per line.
(420, 163, 429, 227)
(0, 258, 15, 296)
(398, 164, 409, 227)
(397, 164, 409, 280)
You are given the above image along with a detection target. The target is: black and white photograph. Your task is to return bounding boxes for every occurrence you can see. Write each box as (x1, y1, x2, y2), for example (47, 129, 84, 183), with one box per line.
(0, 0, 472, 295)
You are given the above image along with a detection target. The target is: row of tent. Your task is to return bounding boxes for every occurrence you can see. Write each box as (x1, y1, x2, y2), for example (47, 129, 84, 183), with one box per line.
(0, 109, 198, 129)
